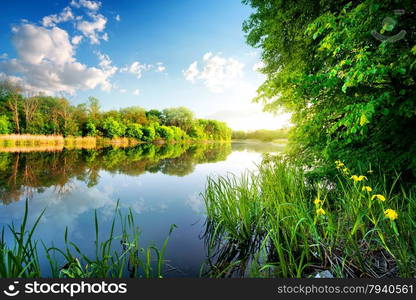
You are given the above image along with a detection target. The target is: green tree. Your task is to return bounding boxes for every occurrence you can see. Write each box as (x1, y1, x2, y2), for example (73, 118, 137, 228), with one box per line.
(243, 0, 416, 175)
(0, 115, 10, 134)
(141, 124, 156, 142)
(163, 107, 194, 132)
(101, 117, 126, 138)
(157, 125, 174, 141)
(84, 121, 98, 136)
(126, 123, 143, 139)
(87, 97, 101, 121)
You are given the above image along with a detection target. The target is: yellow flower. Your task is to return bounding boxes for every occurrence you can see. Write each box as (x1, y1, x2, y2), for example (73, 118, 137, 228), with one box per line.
(342, 167, 349, 174)
(371, 194, 386, 201)
(362, 186, 372, 192)
(384, 209, 398, 221)
(316, 208, 326, 216)
(314, 198, 322, 206)
(335, 160, 345, 169)
(350, 175, 367, 182)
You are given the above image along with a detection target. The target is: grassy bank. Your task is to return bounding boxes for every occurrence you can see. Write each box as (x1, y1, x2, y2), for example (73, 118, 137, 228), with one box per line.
(203, 155, 416, 278)
(0, 200, 174, 278)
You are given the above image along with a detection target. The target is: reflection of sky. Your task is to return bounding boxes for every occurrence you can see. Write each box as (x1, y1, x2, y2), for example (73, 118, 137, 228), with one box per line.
(0, 147, 266, 277)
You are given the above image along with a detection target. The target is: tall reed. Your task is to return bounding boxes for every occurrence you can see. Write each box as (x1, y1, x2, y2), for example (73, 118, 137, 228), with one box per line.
(0, 200, 175, 278)
(203, 155, 416, 278)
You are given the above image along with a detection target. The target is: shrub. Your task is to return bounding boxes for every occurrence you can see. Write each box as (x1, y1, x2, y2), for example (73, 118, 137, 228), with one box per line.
(101, 117, 126, 138)
(0, 116, 11, 134)
(126, 123, 143, 140)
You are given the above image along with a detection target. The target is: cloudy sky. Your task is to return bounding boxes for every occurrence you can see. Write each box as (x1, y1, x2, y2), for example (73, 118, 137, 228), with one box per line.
(0, 0, 290, 130)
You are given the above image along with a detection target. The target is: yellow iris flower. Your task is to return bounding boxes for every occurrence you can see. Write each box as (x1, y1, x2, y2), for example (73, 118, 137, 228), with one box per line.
(362, 186, 372, 192)
(316, 208, 326, 216)
(314, 198, 322, 205)
(371, 194, 386, 201)
(350, 175, 367, 182)
(384, 209, 398, 221)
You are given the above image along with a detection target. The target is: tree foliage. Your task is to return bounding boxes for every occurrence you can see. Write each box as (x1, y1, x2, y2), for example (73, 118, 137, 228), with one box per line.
(0, 81, 232, 143)
(243, 0, 416, 176)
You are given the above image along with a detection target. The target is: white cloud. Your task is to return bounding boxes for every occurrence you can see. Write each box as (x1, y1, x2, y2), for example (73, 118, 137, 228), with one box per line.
(115, 14, 121, 22)
(95, 52, 118, 91)
(183, 52, 244, 93)
(12, 24, 74, 65)
(120, 61, 152, 79)
(132, 89, 140, 96)
(71, 35, 83, 45)
(70, 0, 101, 11)
(183, 61, 198, 82)
(76, 13, 107, 44)
(155, 62, 166, 73)
(119, 88, 127, 93)
(0, 24, 115, 95)
(41, 7, 74, 27)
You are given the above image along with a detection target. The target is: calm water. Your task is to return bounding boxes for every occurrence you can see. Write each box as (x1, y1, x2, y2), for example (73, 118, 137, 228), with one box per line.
(0, 141, 284, 277)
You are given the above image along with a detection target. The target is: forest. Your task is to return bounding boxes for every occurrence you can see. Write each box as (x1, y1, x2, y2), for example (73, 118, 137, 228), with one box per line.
(0, 81, 232, 143)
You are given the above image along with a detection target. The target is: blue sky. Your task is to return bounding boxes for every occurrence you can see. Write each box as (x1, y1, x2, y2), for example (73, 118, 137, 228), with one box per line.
(0, 0, 290, 130)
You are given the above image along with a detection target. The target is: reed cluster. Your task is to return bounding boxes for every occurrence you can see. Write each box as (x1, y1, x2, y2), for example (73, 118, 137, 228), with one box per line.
(203, 155, 416, 278)
(0, 200, 174, 278)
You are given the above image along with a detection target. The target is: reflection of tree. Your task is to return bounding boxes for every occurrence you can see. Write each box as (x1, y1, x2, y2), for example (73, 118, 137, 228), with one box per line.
(0, 142, 232, 204)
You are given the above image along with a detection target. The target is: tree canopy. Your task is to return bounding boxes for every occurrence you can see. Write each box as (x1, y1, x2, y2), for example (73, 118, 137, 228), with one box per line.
(243, 0, 416, 177)
(0, 81, 231, 143)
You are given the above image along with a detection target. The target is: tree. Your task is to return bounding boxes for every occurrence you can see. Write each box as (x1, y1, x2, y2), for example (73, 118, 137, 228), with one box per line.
(84, 121, 98, 136)
(87, 97, 100, 121)
(157, 125, 174, 141)
(146, 109, 164, 124)
(141, 125, 156, 142)
(163, 107, 194, 132)
(120, 107, 147, 124)
(0, 116, 10, 134)
(126, 123, 143, 139)
(0, 81, 23, 134)
(243, 0, 416, 175)
(22, 96, 39, 133)
(101, 117, 126, 138)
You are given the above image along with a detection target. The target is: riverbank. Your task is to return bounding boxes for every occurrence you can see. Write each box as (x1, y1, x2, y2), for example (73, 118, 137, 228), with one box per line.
(0, 134, 230, 152)
(203, 155, 415, 278)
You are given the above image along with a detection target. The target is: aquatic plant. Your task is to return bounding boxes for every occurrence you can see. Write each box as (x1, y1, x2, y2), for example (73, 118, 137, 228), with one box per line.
(0, 200, 175, 278)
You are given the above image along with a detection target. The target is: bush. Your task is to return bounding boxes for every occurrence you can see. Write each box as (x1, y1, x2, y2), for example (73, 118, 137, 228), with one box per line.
(84, 121, 98, 136)
(157, 125, 174, 141)
(0, 116, 10, 134)
(141, 125, 156, 142)
(171, 126, 187, 141)
(126, 123, 143, 140)
(187, 124, 206, 140)
(101, 117, 126, 138)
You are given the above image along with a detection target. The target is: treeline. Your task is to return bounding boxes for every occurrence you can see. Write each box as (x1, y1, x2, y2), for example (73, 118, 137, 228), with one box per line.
(232, 128, 289, 142)
(243, 0, 416, 177)
(0, 81, 231, 142)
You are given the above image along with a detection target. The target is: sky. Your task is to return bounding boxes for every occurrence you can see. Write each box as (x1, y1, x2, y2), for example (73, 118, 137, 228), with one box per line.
(0, 0, 290, 130)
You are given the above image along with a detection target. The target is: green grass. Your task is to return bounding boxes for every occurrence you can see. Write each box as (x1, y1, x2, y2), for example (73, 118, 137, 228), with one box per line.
(0, 200, 175, 278)
(202, 155, 416, 278)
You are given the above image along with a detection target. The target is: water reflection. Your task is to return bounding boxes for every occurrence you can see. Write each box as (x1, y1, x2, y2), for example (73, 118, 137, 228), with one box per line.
(0, 143, 231, 204)
(0, 141, 284, 277)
